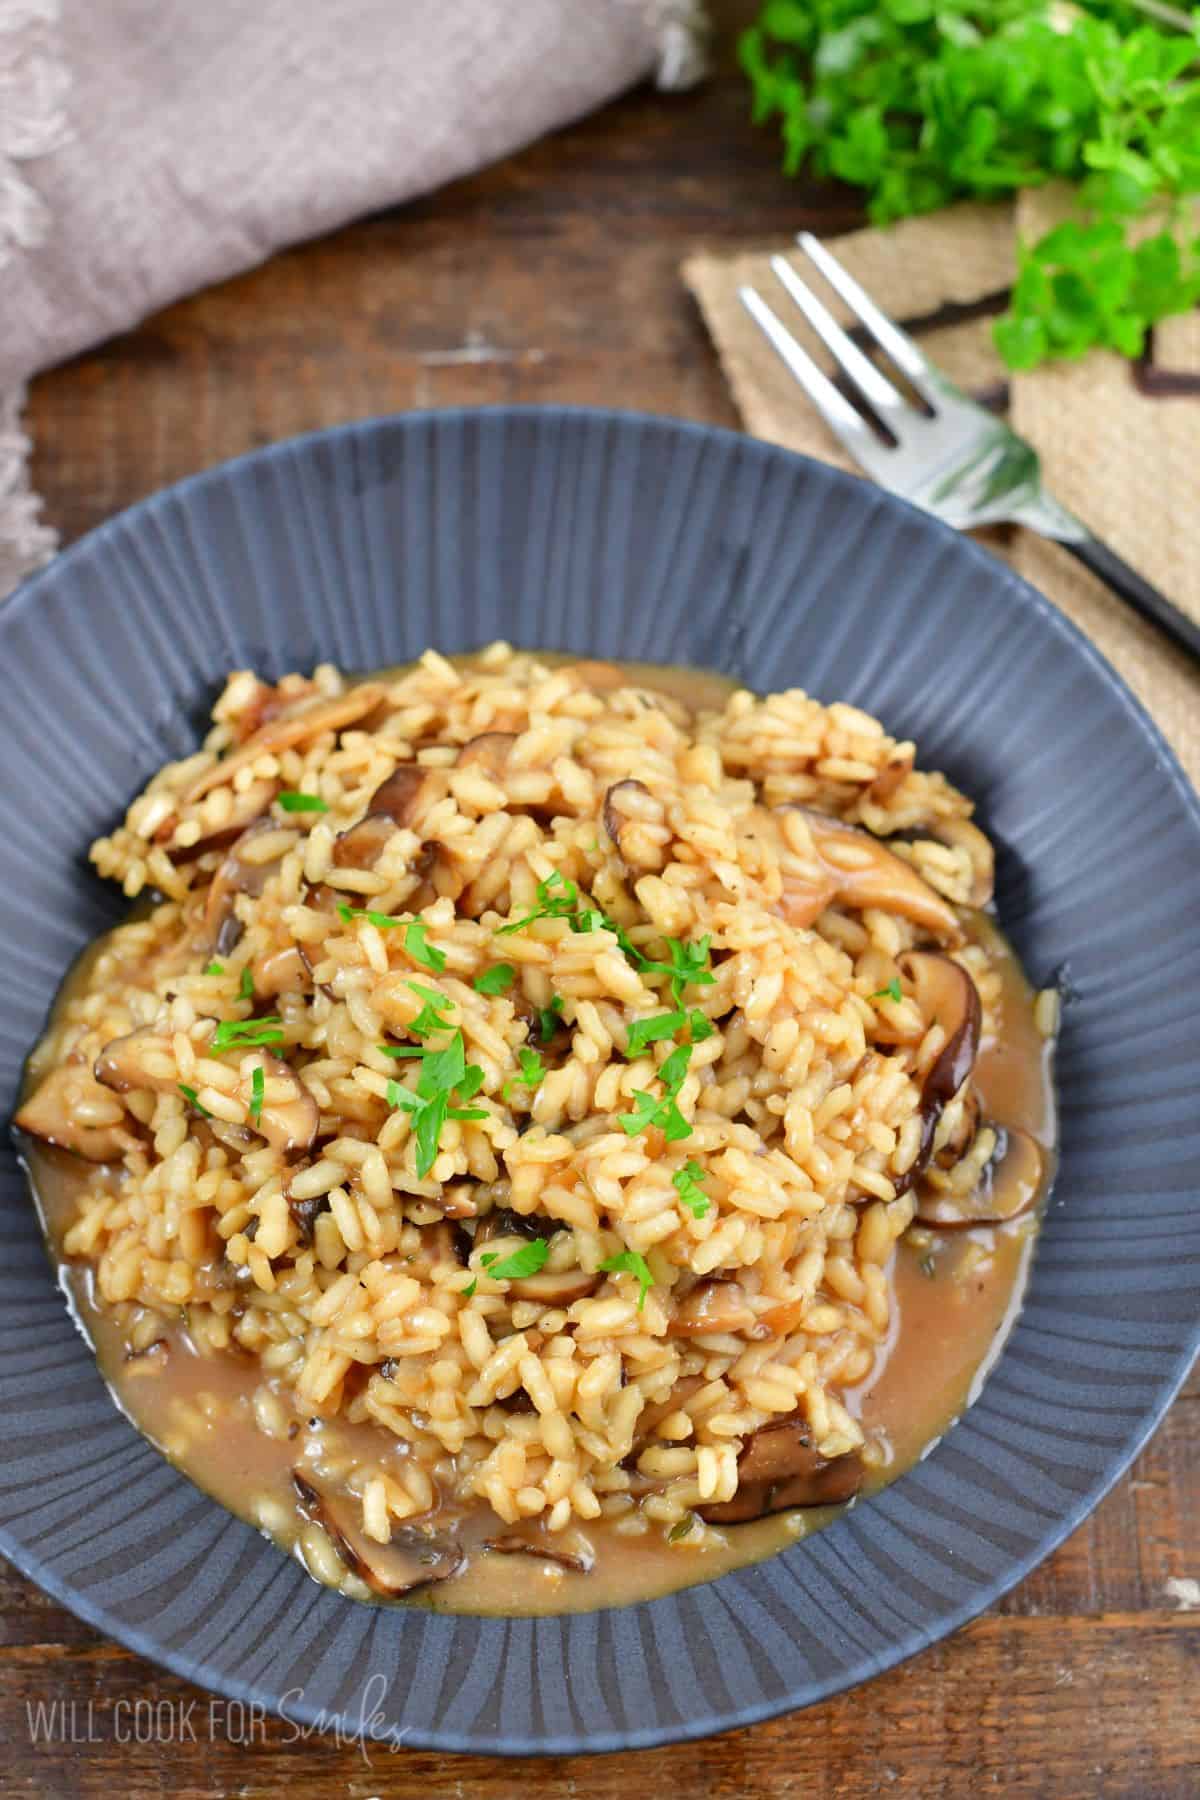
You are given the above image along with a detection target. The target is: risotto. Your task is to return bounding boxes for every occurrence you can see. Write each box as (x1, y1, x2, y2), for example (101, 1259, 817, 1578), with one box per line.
(16, 647, 1055, 1611)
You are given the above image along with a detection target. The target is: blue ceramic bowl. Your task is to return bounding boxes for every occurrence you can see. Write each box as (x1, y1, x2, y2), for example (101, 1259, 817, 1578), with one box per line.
(1, 408, 1197, 1754)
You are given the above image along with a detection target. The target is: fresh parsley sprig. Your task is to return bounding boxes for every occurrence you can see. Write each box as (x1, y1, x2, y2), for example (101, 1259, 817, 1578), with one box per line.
(740, 0, 1200, 367)
(672, 1160, 711, 1219)
(211, 1015, 284, 1051)
(598, 1249, 655, 1312)
(479, 1240, 551, 1280)
(385, 1028, 488, 1177)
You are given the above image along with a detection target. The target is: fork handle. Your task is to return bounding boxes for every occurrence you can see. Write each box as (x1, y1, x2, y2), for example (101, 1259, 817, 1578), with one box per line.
(1064, 534, 1200, 664)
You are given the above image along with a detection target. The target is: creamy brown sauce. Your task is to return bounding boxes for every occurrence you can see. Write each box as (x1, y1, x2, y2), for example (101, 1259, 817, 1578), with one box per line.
(17, 656, 1056, 1616)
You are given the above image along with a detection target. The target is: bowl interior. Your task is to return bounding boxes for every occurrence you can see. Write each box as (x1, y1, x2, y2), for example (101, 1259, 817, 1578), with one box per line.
(1, 407, 1198, 1754)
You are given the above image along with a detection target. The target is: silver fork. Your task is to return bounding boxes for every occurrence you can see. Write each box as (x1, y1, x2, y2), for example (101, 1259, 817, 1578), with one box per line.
(741, 234, 1200, 664)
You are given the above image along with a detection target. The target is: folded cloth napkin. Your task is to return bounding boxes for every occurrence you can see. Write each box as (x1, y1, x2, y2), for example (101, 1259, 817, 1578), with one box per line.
(0, 0, 706, 595)
(684, 202, 1200, 789)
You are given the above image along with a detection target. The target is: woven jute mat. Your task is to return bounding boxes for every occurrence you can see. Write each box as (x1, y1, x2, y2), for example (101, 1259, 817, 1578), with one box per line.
(684, 200, 1200, 788)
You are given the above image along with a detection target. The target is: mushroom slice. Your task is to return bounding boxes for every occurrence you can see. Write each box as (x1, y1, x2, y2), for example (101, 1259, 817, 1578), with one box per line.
(666, 1279, 765, 1339)
(507, 1268, 601, 1305)
(250, 945, 313, 998)
(238, 1051, 319, 1156)
(182, 682, 387, 805)
(475, 1207, 557, 1245)
(783, 809, 963, 942)
(698, 1417, 864, 1524)
(456, 732, 517, 780)
(14, 1064, 131, 1162)
(483, 1533, 594, 1574)
(94, 1027, 175, 1094)
(204, 818, 284, 955)
(930, 816, 994, 909)
(156, 778, 276, 860)
(291, 1472, 463, 1597)
(893, 951, 982, 1194)
(915, 1124, 1044, 1228)
(603, 780, 668, 874)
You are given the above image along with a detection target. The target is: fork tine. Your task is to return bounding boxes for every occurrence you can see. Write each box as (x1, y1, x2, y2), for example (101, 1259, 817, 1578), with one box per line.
(796, 232, 934, 395)
(768, 255, 905, 417)
(738, 285, 878, 465)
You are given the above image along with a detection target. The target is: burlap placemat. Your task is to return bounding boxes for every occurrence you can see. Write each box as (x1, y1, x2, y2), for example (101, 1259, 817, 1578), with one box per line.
(684, 205, 1200, 788)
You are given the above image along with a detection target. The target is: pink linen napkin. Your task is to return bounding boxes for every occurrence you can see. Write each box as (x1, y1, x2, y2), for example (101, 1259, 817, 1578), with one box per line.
(0, 0, 707, 595)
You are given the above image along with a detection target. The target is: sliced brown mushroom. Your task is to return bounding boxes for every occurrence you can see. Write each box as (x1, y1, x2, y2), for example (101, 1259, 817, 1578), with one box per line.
(94, 1027, 174, 1094)
(603, 780, 668, 874)
(892, 951, 982, 1195)
(182, 683, 388, 805)
(456, 732, 517, 780)
(291, 1472, 463, 1597)
(483, 1533, 593, 1574)
(156, 778, 276, 859)
(698, 1417, 864, 1524)
(239, 1052, 319, 1157)
(250, 945, 313, 998)
(885, 815, 994, 909)
(780, 809, 962, 942)
(204, 818, 284, 955)
(14, 1063, 132, 1162)
(95, 1029, 317, 1157)
(915, 1123, 1045, 1228)
(475, 1207, 556, 1244)
(666, 1279, 767, 1339)
(509, 1268, 601, 1305)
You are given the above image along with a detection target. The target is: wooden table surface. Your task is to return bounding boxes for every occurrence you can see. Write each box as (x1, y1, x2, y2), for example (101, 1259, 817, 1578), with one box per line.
(7, 4, 1198, 1795)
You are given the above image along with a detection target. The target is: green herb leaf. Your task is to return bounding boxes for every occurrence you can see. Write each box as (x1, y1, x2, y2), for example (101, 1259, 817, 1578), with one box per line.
(249, 1063, 265, 1124)
(378, 1043, 425, 1059)
(479, 1239, 551, 1280)
(741, 0, 1200, 368)
(462, 1278, 478, 1299)
(598, 1248, 655, 1311)
(668, 1514, 698, 1543)
(386, 1078, 404, 1109)
(211, 1015, 284, 1051)
(537, 995, 565, 1041)
(277, 791, 329, 813)
(239, 966, 255, 1001)
(496, 869, 581, 936)
(672, 1160, 711, 1219)
(658, 1042, 692, 1096)
(405, 980, 455, 1039)
(473, 962, 516, 995)
(626, 1010, 685, 1056)
(204, 960, 224, 977)
(688, 1010, 716, 1043)
(405, 919, 446, 971)
(178, 1083, 211, 1118)
(618, 1089, 661, 1137)
(870, 977, 903, 1004)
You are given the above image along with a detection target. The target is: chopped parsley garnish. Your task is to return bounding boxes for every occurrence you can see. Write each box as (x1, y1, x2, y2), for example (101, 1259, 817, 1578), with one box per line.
(337, 903, 405, 930)
(211, 1015, 283, 1051)
(386, 1029, 488, 1177)
(473, 963, 516, 996)
(277, 791, 329, 813)
(598, 1249, 655, 1312)
(239, 965, 255, 1001)
(496, 869, 581, 936)
(537, 995, 564, 1041)
(204, 960, 224, 977)
(479, 1239, 551, 1280)
(688, 1010, 715, 1042)
(626, 1010, 685, 1056)
(503, 1046, 546, 1101)
(378, 1043, 424, 1060)
(405, 980, 454, 1039)
(672, 1160, 711, 1220)
(249, 1064, 265, 1124)
(178, 1083, 211, 1118)
(462, 1278, 477, 1299)
(870, 977, 903, 1004)
(405, 919, 446, 971)
(668, 1514, 698, 1543)
(619, 1041, 692, 1142)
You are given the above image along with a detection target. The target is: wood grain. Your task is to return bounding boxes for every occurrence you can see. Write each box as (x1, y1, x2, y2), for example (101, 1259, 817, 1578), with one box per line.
(6, 2, 1198, 1794)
